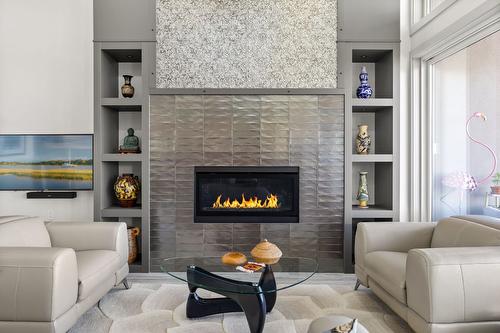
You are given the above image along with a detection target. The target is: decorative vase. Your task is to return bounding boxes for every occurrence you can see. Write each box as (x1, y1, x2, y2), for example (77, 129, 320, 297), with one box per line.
(355, 125, 371, 154)
(356, 171, 369, 208)
(356, 66, 373, 99)
(127, 227, 140, 264)
(251, 239, 283, 264)
(121, 75, 135, 98)
(114, 173, 140, 207)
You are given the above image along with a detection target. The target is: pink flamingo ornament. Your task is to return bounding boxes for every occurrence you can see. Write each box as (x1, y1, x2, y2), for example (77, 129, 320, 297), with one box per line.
(440, 112, 497, 213)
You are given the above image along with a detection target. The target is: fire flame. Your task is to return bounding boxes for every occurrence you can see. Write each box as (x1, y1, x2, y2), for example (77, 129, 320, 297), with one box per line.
(212, 194, 280, 209)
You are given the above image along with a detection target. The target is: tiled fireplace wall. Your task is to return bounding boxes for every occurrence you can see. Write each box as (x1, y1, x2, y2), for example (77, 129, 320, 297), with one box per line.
(150, 95, 344, 272)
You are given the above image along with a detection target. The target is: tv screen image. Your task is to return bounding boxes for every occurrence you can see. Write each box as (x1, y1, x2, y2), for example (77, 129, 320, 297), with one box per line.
(0, 134, 93, 190)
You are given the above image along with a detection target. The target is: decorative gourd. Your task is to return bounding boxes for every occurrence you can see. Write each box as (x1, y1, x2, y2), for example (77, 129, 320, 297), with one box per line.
(221, 252, 247, 266)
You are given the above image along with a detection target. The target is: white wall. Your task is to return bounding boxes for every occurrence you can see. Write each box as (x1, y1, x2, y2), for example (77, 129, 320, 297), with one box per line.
(0, 0, 94, 221)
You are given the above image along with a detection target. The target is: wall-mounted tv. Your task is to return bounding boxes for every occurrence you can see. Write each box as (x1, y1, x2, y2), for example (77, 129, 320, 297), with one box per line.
(0, 134, 93, 191)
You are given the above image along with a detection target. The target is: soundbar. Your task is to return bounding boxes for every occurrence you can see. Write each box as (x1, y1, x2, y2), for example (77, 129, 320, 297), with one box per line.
(27, 192, 77, 199)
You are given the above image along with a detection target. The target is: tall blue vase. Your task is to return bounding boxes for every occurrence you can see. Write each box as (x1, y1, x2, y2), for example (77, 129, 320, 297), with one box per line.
(356, 66, 373, 99)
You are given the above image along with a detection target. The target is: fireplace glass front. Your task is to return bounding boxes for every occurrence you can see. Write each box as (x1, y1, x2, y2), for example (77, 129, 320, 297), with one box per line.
(194, 166, 299, 223)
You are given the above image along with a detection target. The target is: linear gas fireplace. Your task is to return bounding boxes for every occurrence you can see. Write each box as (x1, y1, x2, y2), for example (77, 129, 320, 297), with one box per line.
(194, 166, 299, 223)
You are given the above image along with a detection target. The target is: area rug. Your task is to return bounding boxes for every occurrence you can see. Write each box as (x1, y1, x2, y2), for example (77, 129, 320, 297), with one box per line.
(69, 281, 411, 333)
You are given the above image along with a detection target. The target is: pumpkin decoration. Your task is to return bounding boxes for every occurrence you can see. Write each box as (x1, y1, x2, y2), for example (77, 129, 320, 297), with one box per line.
(251, 239, 283, 264)
(221, 252, 247, 266)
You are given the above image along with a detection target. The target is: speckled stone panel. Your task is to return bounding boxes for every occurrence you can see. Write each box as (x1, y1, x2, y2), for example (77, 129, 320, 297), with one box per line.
(150, 94, 344, 272)
(156, 0, 337, 88)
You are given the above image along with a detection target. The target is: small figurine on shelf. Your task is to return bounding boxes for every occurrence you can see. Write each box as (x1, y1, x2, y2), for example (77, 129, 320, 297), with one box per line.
(356, 171, 369, 208)
(355, 124, 371, 154)
(356, 66, 373, 99)
(119, 128, 141, 153)
(121, 75, 135, 98)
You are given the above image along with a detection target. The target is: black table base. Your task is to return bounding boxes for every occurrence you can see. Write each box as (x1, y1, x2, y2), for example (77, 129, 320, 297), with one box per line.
(186, 265, 277, 333)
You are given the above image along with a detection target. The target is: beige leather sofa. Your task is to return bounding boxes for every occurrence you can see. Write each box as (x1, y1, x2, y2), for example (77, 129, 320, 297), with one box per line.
(355, 215, 500, 333)
(0, 216, 129, 333)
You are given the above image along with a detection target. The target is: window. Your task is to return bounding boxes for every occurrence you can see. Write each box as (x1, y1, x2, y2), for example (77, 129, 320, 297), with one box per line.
(411, 0, 456, 25)
(431, 31, 500, 219)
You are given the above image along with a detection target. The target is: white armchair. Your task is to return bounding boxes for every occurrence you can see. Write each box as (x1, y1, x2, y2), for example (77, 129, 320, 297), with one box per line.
(355, 215, 500, 333)
(0, 216, 129, 333)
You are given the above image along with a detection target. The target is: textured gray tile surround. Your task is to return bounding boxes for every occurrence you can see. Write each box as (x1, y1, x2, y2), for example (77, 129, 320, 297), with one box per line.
(150, 95, 344, 272)
(156, 0, 337, 88)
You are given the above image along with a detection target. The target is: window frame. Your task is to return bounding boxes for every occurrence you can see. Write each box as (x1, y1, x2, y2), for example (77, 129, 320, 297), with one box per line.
(410, 0, 457, 29)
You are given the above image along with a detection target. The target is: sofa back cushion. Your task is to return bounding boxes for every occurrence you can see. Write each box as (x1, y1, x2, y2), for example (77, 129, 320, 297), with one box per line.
(0, 216, 51, 247)
(431, 215, 500, 248)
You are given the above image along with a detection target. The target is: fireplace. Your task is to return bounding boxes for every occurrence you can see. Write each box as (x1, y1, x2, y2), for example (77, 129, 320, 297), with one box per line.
(194, 166, 299, 223)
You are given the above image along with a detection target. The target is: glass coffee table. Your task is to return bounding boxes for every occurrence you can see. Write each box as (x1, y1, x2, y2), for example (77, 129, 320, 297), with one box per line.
(161, 256, 318, 333)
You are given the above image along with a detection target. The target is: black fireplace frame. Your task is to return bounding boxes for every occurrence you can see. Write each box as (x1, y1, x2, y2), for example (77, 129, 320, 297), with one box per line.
(194, 166, 299, 223)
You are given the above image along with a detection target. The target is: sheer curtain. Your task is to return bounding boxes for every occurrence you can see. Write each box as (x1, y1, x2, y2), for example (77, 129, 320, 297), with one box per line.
(432, 31, 500, 219)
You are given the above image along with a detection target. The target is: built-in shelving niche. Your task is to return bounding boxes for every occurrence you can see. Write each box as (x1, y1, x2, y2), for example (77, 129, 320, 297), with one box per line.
(100, 49, 143, 100)
(352, 106, 393, 155)
(95, 44, 149, 273)
(351, 49, 393, 99)
(343, 43, 399, 273)
(100, 160, 143, 270)
(100, 106, 142, 155)
(101, 216, 143, 270)
(100, 161, 142, 209)
(351, 162, 393, 215)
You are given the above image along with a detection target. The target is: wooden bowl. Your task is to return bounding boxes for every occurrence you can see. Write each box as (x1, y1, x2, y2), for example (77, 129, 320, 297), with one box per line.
(221, 252, 247, 266)
(251, 239, 282, 264)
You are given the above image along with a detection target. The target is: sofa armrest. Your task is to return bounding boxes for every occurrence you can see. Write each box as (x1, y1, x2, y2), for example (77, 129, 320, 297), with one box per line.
(0, 247, 78, 322)
(355, 222, 435, 271)
(406, 247, 500, 324)
(46, 222, 128, 265)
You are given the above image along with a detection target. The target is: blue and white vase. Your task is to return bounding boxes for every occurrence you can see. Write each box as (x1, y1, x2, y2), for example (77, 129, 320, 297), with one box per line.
(356, 66, 373, 99)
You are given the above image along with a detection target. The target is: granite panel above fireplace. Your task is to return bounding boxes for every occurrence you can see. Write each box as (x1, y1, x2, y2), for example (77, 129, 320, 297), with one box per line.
(150, 94, 344, 272)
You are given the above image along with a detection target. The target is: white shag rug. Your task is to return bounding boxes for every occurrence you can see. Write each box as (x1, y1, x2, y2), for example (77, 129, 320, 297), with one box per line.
(69, 281, 412, 333)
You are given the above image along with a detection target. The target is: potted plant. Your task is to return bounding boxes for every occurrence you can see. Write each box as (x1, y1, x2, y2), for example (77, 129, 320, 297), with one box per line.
(492, 172, 500, 195)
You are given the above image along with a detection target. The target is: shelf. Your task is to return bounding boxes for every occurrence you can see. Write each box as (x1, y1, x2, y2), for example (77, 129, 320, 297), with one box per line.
(101, 206, 142, 218)
(102, 48, 142, 63)
(101, 98, 143, 111)
(352, 99, 393, 108)
(352, 206, 393, 218)
(102, 153, 142, 162)
(352, 154, 393, 162)
(352, 49, 393, 63)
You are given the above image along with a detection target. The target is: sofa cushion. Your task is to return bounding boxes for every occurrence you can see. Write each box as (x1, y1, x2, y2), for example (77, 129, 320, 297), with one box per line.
(365, 251, 407, 304)
(0, 216, 51, 247)
(431, 216, 500, 248)
(76, 250, 120, 301)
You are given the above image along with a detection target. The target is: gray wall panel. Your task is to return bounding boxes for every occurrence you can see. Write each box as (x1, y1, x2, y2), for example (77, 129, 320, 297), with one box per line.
(150, 94, 345, 272)
(94, 0, 156, 42)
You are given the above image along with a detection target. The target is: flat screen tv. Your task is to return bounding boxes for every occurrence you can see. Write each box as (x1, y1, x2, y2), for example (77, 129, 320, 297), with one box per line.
(0, 134, 93, 191)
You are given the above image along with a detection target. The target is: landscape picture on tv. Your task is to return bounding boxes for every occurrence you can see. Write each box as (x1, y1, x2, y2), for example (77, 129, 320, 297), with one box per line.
(0, 135, 93, 190)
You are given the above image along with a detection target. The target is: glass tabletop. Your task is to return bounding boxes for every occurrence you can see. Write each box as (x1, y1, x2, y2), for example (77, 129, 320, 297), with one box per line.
(161, 256, 318, 295)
